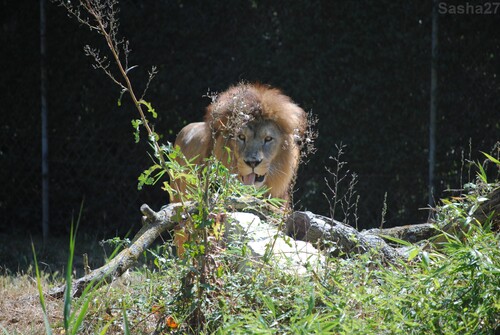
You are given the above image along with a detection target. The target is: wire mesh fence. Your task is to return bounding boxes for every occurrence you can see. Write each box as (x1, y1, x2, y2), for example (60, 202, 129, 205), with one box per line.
(2, 1, 499, 237)
(1, 120, 166, 236)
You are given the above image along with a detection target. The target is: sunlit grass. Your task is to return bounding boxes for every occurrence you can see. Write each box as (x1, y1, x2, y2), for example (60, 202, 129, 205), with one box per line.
(3, 152, 499, 334)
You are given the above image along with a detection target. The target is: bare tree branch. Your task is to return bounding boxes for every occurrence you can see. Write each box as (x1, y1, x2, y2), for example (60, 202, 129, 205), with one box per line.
(48, 196, 280, 298)
(49, 202, 193, 298)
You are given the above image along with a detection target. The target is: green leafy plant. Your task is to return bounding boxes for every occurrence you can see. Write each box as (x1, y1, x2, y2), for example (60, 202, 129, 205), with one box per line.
(32, 205, 91, 335)
(31, 244, 53, 335)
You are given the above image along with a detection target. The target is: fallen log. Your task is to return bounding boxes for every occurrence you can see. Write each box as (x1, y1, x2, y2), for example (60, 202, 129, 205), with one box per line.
(285, 211, 443, 263)
(50, 198, 445, 298)
(362, 223, 439, 244)
(49, 202, 192, 298)
(48, 196, 277, 298)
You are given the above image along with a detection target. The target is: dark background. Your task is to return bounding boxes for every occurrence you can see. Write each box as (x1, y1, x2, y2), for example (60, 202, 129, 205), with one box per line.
(1, 1, 499, 240)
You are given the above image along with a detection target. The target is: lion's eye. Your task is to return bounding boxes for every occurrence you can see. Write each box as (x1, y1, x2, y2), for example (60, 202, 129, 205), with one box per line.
(264, 136, 273, 143)
(238, 134, 246, 141)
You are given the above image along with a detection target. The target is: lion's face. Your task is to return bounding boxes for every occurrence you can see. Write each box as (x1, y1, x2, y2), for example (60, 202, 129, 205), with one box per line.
(174, 83, 307, 201)
(233, 120, 283, 189)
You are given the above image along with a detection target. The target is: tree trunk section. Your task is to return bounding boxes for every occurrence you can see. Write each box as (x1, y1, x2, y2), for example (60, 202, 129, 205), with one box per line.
(286, 211, 417, 263)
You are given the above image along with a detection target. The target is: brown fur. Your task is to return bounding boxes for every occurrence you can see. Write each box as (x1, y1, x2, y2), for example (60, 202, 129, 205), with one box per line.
(171, 83, 307, 254)
(173, 83, 307, 200)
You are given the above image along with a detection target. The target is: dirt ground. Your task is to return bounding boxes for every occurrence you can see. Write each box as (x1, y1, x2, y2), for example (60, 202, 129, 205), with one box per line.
(0, 273, 64, 334)
(0, 233, 107, 334)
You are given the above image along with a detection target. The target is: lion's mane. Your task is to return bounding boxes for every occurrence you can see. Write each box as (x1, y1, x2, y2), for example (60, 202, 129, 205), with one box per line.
(174, 83, 307, 200)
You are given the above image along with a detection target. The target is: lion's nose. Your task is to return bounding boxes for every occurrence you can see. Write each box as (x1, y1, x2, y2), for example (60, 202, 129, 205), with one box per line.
(244, 159, 262, 168)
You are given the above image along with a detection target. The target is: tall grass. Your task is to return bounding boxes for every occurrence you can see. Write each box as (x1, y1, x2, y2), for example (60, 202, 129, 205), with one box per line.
(30, 204, 125, 335)
(31, 244, 53, 335)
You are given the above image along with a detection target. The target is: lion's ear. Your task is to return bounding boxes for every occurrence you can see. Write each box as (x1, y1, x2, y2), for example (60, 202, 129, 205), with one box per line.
(278, 101, 307, 138)
(291, 103, 308, 133)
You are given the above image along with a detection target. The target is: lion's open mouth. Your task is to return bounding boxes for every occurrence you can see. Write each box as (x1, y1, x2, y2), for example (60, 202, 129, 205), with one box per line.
(242, 173, 266, 185)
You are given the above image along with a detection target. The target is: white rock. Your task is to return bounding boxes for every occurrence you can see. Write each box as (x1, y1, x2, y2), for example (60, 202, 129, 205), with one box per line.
(224, 212, 324, 275)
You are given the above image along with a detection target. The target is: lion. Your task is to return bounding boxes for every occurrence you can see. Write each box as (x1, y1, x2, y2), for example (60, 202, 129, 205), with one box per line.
(171, 83, 307, 254)
(173, 83, 307, 200)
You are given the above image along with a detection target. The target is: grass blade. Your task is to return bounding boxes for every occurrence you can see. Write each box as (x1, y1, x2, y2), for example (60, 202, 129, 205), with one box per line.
(32, 243, 53, 335)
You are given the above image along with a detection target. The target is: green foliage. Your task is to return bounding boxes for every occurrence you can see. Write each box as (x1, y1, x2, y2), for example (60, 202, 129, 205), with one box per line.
(132, 112, 287, 332)
(138, 100, 157, 119)
(32, 244, 53, 335)
(87, 153, 500, 333)
(121, 302, 131, 335)
(130, 119, 143, 143)
(31, 207, 91, 335)
(76, 218, 498, 334)
(482, 151, 500, 167)
(30, 204, 133, 335)
(137, 163, 163, 190)
(32, 150, 500, 334)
